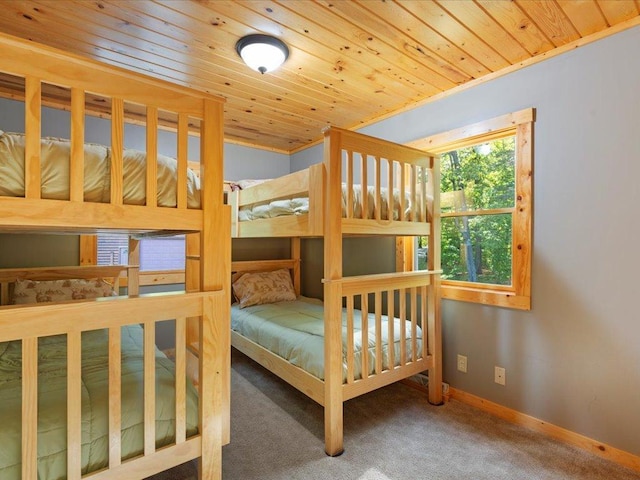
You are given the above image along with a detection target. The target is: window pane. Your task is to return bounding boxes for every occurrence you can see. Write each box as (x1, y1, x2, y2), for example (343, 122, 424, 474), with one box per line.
(96, 234, 185, 271)
(97, 233, 128, 265)
(417, 236, 429, 270)
(140, 236, 185, 271)
(442, 214, 512, 285)
(441, 137, 515, 212)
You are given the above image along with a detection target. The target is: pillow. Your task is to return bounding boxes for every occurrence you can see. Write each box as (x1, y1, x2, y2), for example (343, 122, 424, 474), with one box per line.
(232, 269, 296, 308)
(12, 278, 115, 305)
(235, 179, 271, 190)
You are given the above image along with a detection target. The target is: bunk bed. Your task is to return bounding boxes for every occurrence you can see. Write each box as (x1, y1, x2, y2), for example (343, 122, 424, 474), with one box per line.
(0, 32, 230, 480)
(228, 127, 442, 456)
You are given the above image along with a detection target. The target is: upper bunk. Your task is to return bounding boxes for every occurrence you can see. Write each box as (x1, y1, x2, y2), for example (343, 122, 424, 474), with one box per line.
(0, 31, 226, 236)
(228, 127, 438, 238)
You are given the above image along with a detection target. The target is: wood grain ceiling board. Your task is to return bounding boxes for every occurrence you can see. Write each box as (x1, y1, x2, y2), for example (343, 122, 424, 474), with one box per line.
(556, 1, 608, 37)
(0, 0, 637, 153)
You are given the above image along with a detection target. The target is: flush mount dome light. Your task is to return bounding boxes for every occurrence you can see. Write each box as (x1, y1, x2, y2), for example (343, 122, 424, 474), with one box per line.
(235, 34, 289, 74)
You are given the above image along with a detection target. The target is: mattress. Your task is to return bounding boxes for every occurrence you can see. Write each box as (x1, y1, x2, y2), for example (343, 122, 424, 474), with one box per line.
(231, 296, 422, 381)
(237, 184, 416, 222)
(0, 324, 199, 480)
(0, 130, 201, 207)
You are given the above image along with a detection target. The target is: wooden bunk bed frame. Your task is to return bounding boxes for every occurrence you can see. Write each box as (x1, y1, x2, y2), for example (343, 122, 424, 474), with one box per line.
(229, 127, 442, 456)
(0, 33, 230, 480)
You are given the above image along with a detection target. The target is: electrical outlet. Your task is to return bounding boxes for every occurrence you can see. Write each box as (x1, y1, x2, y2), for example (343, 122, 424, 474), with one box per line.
(495, 366, 506, 386)
(457, 354, 467, 373)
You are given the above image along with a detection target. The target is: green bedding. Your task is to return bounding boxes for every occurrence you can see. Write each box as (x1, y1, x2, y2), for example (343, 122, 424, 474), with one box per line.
(231, 297, 423, 381)
(0, 325, 199, 480)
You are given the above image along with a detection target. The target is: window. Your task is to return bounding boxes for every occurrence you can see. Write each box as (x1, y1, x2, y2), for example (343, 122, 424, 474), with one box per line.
(95, 234, 185, 271)
(408, 108, 533, 310)
(80, 234, 187, 288)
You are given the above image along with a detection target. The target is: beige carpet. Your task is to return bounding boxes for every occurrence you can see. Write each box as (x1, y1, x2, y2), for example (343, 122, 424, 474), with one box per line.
(148, 349, 640, 480)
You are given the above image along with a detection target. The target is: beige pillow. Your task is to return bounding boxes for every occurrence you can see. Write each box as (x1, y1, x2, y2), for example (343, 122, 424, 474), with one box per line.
(235, 179, 271, 190)
(232, 269, 296, 308)
(12, 278, 115, 305)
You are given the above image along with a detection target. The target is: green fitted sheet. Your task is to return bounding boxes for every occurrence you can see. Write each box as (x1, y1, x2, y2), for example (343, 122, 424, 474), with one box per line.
(0, 324, 199, 480)
(231, 296, 423, 381)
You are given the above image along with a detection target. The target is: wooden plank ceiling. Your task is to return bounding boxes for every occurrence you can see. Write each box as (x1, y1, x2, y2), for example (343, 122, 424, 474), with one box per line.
(0, 0, 638, 153)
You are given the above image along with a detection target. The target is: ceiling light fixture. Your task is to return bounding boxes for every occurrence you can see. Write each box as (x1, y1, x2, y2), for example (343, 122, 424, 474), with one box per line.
(235, 34, 289, 74)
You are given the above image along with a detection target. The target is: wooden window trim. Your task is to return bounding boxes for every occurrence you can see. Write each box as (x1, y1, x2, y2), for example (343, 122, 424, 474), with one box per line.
(79, 235, 98, 265)
(408, 108, 533, 310)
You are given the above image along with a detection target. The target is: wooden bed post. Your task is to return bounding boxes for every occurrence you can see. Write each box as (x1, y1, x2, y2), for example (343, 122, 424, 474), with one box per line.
(323, 127, 345, 456)
(427, 154, 443, 405)
(198, 98, 231, 479)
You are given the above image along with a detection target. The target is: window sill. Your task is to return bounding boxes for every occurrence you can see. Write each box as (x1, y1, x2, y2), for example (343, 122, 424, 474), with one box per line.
(441, 284, 530, 310)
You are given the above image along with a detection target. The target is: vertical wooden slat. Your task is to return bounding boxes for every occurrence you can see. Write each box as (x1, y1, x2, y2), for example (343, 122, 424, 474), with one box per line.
(175, 317, 187, 444)
(110, 97, 124, 205)
(374, 156, 381, 221)
(426, 163, 434, 224)
(128, 237, 140, 296)
(229, 190, 239, 237)
(67, 331, 82, 480)
(399, 288, 406, 366)
(421, 166, 428, 223)
(375, 291, 382, 375)
(109, 326, 122, 467)
(185, 233, 201, 349)
(24, 77, 41, 200)
(309, 164, 324, 235)
(387, 289, 395, 370)
(0, 283, 9, 305)
(346, 295, 354, 384)
(361, 293, 369, 380)
(291, 237, 301, 296)
(411, 164, 418, 222)
(144, 321, 156, 456)
(177, 113, 189, 210)
(361, 153, 368, 219)
(22, 337, 38, 480)
(70, 87, 85, 202)
(411, 287, 418, 362)
(387, 159, 394, 221)
(421, 285, 428, 359)
(346, 150, 354, 219)
(400, 164, 406, 222)
(146, 106, 158, 207)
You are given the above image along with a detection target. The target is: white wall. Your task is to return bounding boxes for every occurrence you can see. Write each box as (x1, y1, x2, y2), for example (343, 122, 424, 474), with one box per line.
(292, 26, 640, 456)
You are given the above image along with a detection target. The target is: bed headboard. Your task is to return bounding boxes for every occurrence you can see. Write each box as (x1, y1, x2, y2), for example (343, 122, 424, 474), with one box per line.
(0, 265, 127, 305)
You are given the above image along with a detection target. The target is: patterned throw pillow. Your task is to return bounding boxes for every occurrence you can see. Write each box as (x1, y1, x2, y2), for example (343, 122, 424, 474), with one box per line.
(12, 278, 115, 304)
(232, 269, 296, 309)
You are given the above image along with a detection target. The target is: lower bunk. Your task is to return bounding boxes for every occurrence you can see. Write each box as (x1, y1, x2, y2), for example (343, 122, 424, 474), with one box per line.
(0, 265, 228, 480)
(230, 259, 442, 455)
